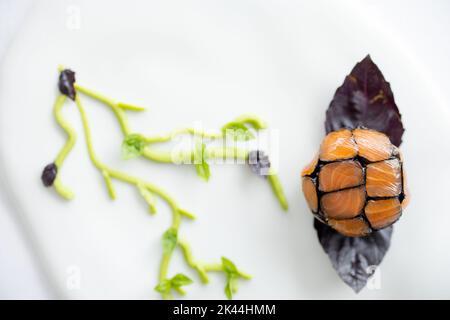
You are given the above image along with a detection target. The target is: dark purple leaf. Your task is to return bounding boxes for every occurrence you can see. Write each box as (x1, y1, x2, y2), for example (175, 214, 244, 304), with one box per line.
(325, 55, 404, 146)
(314, 219, 393, 293)
(41, 163, 58, 187)
(58, 69, 76, 100)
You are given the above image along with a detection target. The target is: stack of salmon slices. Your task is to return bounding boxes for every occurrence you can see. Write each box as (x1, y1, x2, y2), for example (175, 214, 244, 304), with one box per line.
(301, 128, 408, 237)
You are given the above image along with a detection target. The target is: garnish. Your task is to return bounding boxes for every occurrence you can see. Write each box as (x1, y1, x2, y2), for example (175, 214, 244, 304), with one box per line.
(42, 67, 287, 299)
(41, 163, 58, 187)
(314, 220, 393, 293)
(154, 273, 193, 296)
(222, 257, 240, 300)
(222, 121, 255, 140)
(58, 69, 76, 100)
(194, 142, 210, 181)
(325, 55, 404, 147)
(121, 133, 146, 159)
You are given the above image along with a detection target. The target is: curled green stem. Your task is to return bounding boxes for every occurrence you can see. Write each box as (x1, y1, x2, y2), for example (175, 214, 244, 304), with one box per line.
(179, 240, 209, 283)
(268, 171, 289, 211)
(178, 240, 251, 282)
(205, 146, 248, 161)
(142, 127, 223, 143)
(159, 253, 173, 300)
(52, 94, 76, 199)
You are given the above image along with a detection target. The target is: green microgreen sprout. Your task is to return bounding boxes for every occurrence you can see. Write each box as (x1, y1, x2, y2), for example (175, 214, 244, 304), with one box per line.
(155, 273, 193, 296)
(222, 257, 241, 300)
(122, 133, 147, 159)
(194, 142, 210, 181)
(42, 67, 287, 299)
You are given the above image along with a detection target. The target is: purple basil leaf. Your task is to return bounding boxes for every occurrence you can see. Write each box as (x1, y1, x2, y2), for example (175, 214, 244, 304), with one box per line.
(314, 219, 393, 293)
(325, 55, 404, 146)
(58, 69, 76, 100)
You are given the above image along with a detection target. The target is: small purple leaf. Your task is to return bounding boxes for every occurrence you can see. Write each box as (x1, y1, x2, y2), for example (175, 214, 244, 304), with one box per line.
(325, 55, 404, 146)
(41, 163, 58, 187)
(58, 69, 76, 100)
(314, 219, 393, 293)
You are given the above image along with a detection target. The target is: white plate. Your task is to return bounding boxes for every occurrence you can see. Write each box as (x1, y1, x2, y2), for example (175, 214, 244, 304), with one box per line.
(1, 0, 450, 299)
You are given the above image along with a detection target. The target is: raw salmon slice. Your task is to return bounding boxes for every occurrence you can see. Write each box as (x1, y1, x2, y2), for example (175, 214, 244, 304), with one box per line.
(302, 177, 318, 212)
(319, 160, 364, 192)
(366, 159, 402, 197)
(328, 217, 371, 237)
(301, 154, 318, 176)
(321, 186, 365, 219)
(365, 198, 401, 229)
(353, 128, 393, 162)
(319, 129, 358, 161)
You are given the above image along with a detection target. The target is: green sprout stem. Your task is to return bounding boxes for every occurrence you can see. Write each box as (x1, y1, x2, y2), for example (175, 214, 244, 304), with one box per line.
(268, 171, 289, 211)
(52, 94, 76, 200)
(142, 127, 223, 143)
(178, 240, 251, 298)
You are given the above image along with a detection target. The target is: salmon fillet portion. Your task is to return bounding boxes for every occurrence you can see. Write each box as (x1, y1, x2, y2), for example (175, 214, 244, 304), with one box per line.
(321, 186, 366, 219)
(319, 160, 364, 192)
(301, 154, 318, 176)
(353, 128, 393, 162)
(319, 129, 358, 161)
(302, 177, 318, 212)
(365, 198, 401, 229)
(328, 217, 371, 237)
(366, 159, 402, 197)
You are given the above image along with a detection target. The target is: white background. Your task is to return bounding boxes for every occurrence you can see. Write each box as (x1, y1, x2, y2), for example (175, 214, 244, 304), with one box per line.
(0, 0, 449, 299)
